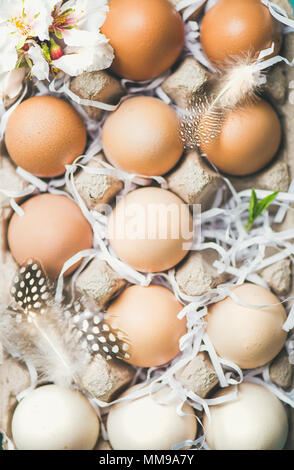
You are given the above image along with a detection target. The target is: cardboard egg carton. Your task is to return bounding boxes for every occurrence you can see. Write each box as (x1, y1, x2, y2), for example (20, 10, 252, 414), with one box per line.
(175, 352, 219, 398)
(1, 0, 294, 449)
(75, 153, 123, 210)
(270, 349, 293, 390)
(161, 56, 211, 109)
(75, 257, 127, 309)
(270, 347, 294, 450)
(70, 70, 124, 121)
(175, 249, 229, 297)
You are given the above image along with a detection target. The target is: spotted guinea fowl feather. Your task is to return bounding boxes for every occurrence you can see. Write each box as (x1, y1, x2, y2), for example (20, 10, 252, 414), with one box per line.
(72, 311, 130, 362)
(10, 260, 52, 318)
(0, 259, 130, 386)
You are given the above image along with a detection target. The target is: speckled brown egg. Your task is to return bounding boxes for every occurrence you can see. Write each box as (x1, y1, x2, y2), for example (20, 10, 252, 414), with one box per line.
(198, 98, 281, 176)
(5, 96, 87, 178)
(200, 0, 282, 67)
(8, 194, 93, 279)
(102, 96, 183, 176)
(101, 0, 185, 81)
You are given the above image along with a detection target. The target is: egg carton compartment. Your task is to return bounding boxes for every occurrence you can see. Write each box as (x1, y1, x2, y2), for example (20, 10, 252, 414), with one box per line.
(1, 0, 294, 451)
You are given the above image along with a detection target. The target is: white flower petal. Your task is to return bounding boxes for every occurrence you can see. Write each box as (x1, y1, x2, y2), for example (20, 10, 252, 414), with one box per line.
(0, 0, 20, 21)
(0, 28, 18, 73)
(0, 0, 56, 41)
(24, 0, 57, 41)
(27, 44, 49, 81)
(62, 28, 108, 47)
(61, 0, 109, 31)
(0, 68, 26, 100)
(52, 42, 114, 76)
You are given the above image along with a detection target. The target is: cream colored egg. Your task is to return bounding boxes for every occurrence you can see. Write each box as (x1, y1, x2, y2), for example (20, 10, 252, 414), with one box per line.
(12, 385, 100, 450)
(206, 283, 287, 369)
(203, 382, 288, 450)
(107, 385, 197, 450)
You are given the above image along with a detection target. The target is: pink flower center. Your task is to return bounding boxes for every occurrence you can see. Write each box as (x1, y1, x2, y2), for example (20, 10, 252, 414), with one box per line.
(51, 5, 80, 34)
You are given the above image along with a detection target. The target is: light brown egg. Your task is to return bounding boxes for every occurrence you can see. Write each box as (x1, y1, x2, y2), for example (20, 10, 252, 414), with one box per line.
(107, 187, 193, 273)
(5, 96, 87, 178)
(101, 0, 185, 81)
(206, 283, 287, 369)
(200, 0, 282, 67)
(102, 96, 183, 176)
(203, 383, 288, 450)
(8, 194, 93, 279)
(199, 99, 281, 176)
(106, 285, 186, 367)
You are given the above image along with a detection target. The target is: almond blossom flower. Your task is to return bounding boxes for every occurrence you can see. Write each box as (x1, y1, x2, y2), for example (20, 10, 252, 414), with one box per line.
(0, 0, 114, 81)
(50, 0, 114, 76)
(0, 0, 56, 74)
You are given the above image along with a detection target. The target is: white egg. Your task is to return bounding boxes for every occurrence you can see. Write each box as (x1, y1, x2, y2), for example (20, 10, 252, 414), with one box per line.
(107, 385, 197, 450)
(203, 382, 288, 450)
(12, 385, 100, 450)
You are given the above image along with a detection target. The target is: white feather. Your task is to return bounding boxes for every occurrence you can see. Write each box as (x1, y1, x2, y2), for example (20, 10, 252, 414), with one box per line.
(214, 61, 264, 109)
(0, 307, 90, 387)
(181, 59, 264, 149)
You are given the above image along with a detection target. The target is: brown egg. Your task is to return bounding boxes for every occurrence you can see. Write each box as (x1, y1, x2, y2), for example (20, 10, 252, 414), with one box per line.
(206, 283, 287, 369)
(101, 0, 185, 81)
(199, 99, 281, 176)
(102, 96, 183, 176)
(108, 187, 193, 273)
(5, 96, 87, 178)
(200, 0, 282, 67)
(8, 194, 93, 278)
(106, 285, 186, 367)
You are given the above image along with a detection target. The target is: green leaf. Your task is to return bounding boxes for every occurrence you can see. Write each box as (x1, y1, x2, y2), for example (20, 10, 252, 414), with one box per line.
(248, 188, 258, 222)
(255, 191, 280, 217)
(42, 42, 51, 62)
(245, 189, 279, 232)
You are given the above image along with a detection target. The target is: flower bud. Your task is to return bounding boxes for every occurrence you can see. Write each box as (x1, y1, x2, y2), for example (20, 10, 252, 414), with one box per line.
(50, 37, 64, 60)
